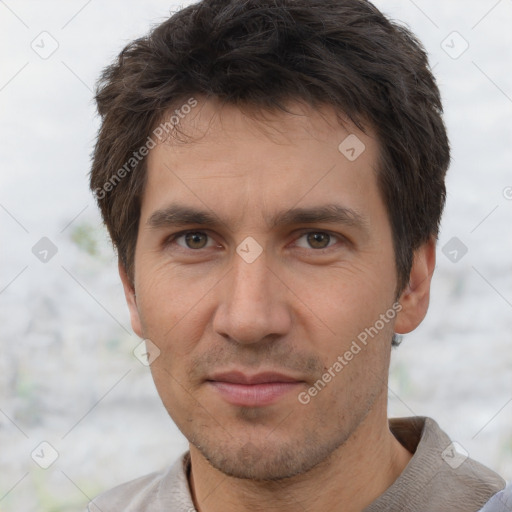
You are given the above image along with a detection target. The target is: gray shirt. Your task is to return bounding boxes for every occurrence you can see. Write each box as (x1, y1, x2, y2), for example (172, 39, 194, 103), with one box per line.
(86, 416, 506, 511)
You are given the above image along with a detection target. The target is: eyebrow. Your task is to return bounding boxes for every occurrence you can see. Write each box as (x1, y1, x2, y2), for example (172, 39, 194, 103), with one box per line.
(147, 203, 369, 233)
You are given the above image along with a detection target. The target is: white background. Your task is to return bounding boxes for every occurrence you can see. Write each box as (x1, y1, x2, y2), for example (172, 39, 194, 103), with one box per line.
(1, 0, 511, 510)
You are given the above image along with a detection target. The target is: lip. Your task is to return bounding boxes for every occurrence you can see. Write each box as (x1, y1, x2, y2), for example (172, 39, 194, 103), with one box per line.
(206, 371, 304, 407)
(207, 371, 302, 385)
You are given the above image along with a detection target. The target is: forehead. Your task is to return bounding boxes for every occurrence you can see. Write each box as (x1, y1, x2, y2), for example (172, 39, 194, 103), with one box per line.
(142, 99, 384, 231)
(153, 98, 376, 156)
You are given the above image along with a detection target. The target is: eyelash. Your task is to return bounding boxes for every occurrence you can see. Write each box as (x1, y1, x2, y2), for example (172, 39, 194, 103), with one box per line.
(164, 229, 345, 252)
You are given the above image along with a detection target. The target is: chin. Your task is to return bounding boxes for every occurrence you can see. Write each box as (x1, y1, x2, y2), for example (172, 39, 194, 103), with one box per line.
(193, 430, 343, 482)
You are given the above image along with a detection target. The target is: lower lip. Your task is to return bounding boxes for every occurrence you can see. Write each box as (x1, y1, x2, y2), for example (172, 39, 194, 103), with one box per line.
(207, 381, 303, 406)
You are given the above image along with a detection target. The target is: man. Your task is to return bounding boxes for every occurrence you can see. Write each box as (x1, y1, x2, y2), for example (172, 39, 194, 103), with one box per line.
(87, 0, 510, 510)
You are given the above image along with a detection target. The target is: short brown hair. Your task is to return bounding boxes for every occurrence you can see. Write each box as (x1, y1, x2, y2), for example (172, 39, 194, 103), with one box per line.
(90, 0, 450, 295)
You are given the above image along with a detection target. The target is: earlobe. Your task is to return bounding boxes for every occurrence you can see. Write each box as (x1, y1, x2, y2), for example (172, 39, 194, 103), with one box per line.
(118, 261, 143, 338)
(394, 237, 436, 335)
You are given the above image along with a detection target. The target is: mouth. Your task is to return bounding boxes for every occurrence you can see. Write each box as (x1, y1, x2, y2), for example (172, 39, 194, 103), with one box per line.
(206, 370, 305, 407)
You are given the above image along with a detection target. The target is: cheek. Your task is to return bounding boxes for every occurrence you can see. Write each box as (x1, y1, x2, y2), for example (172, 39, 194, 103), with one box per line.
(134, 260, 219, 356)
(292, 269, 396, 394)
(295, 260, 395, 338)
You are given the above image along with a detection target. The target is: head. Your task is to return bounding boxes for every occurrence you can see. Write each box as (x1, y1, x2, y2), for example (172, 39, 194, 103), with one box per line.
(90, 0, 448, 480)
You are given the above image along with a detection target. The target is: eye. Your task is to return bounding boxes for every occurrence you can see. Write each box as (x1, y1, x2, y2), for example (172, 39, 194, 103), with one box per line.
(170, 231, 218, 250)
(295, 231, 341, 250)
(165, 230, 345, 253)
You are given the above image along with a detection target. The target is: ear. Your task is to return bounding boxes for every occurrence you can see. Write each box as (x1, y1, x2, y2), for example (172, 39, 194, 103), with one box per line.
(119, 260, 143, 338)
(394, 237, 436, 335)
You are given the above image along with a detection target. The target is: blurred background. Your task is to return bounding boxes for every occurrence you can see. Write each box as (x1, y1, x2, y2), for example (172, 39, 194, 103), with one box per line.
(0, 0, 511, 510)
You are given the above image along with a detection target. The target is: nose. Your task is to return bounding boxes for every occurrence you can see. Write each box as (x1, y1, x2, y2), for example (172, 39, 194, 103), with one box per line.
(212, 246, 292, 345)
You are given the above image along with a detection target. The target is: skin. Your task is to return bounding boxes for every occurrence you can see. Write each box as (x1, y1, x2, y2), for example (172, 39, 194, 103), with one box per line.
(120, 98, 436, 512)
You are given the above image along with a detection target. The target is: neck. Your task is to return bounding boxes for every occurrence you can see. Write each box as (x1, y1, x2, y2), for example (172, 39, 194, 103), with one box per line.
(188, 407, 412, 512)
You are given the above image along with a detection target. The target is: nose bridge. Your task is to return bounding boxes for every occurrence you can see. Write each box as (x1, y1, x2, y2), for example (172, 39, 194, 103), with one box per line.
(213, 246, 290, 344)
(231, 248, 270, 304)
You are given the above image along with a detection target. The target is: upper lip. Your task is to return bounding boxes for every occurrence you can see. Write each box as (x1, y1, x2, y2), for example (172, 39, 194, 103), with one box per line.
(207, 371, 303, 385)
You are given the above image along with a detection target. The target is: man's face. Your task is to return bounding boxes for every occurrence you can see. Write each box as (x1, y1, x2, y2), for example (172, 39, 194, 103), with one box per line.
(125, 100, 403, 480)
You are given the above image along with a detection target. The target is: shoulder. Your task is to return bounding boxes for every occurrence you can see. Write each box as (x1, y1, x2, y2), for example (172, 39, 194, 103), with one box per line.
(369, 416, 507, 512)
(478, 482, 512, 512)
(84, 451, 195, 512)
(85, 470, 164, 510)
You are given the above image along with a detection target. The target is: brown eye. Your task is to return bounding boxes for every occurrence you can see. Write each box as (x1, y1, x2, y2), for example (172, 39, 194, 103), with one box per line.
(184, 232, 209, 249)
(306, 232, 331, 249)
